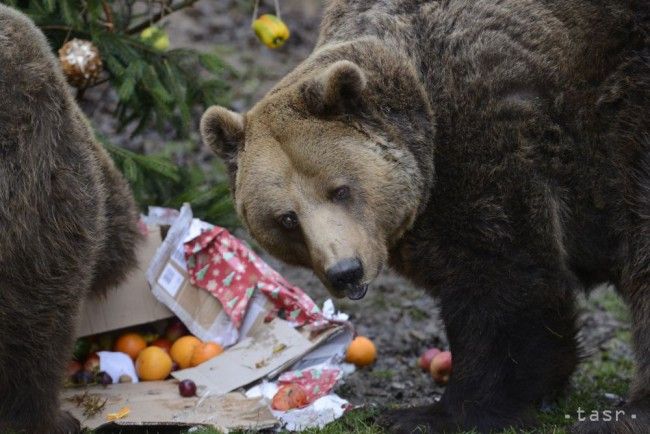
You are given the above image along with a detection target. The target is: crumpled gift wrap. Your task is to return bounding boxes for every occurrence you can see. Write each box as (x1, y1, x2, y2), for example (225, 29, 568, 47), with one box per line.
(184, 226, 326, 329)
(277, 367, 341, 405)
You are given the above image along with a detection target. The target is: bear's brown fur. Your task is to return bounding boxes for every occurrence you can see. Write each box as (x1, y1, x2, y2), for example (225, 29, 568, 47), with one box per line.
(0, 5, 140, 433)
(202, 0, 649, 432)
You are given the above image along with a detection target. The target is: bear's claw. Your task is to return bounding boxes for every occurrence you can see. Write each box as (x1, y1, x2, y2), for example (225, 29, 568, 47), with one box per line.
(377, 404, 456, 434)
(53, 410, 81, 434)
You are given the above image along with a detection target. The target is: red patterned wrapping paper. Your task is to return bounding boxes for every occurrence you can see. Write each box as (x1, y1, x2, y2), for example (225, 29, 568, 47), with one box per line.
(184, 226, 326, 329)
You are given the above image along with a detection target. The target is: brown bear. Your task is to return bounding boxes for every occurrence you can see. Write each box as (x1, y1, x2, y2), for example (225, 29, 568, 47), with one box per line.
(202, 0, 649, 432)
(0, 5, 140, 433)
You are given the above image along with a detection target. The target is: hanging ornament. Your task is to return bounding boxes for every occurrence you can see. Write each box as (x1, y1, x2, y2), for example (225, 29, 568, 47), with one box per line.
(140, 26, 170, 51)
(58, 39, 103, 88)
(251, 0, 290, 49)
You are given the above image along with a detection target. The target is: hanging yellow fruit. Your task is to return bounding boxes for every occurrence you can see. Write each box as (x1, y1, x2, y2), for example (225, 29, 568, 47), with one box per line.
(58, 39, 103, 88)
(140, 26, 170, 51)
(252, 14, 290, 49)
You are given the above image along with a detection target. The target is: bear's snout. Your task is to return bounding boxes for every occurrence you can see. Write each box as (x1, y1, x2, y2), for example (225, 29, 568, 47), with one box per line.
(325, 258, 367, 300)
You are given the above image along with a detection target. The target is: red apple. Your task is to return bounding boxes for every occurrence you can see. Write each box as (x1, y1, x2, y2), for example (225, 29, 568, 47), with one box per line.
(150, 338, 173, 353)
(66, 360, 82, 379)
(429, 351, 452, 385)
(418, 348, 441, 372)
(84, 352, 101, 374)
(165, 319, 188, 342)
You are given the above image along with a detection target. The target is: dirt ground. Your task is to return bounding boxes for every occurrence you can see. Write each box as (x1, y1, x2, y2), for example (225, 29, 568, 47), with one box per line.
(86, 0, 633, 413)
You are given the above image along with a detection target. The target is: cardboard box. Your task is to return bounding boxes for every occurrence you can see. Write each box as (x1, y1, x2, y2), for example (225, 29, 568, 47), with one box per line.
(61, 381, 276, 432)
(67, 205, 353, 431)
(76, 225, 172, 337)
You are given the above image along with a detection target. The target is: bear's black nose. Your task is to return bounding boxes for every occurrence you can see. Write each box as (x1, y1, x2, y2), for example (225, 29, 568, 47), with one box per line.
(326, 258, 364, 290)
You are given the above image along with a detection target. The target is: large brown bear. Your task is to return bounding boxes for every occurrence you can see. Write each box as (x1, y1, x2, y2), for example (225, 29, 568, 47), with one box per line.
(202, 0, 649, 432)
(0, 6, 140, 433)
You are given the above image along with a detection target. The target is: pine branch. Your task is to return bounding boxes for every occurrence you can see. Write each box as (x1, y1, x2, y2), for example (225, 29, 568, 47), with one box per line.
(127, 0, 200, 34)
(11, 0, 237, 227)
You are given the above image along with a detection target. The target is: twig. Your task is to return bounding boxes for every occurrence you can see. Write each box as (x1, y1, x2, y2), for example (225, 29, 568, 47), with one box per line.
(41, 25, 74, 32)
(102, 1, 115, 32)
(127, 0, 199, 34)
(274, 0, 281, 20)
(252, 0, 259, 25)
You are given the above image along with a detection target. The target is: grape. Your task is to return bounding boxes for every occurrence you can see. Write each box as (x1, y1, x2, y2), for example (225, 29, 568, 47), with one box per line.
(178, 379, 197, 397)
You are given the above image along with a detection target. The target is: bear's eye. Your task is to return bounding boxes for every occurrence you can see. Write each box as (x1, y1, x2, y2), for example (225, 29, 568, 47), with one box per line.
(331, 186, 351, 202)
(279, 212, 299, 230)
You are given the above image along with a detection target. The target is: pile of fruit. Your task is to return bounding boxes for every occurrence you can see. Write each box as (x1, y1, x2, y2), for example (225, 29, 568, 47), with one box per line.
(67, 318, 223, 389)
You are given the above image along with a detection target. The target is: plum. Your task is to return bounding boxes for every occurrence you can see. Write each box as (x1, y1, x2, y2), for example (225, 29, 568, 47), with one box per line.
(73, 370, 94, 385)
(97, 371, 113, 386)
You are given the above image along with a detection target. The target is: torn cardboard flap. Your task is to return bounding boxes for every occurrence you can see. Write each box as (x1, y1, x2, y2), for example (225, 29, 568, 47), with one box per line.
(171, 318, 311, 395)
(61, 381, 276, 432)
(77, 225, 171, 337)
(172, 318, 352, 396)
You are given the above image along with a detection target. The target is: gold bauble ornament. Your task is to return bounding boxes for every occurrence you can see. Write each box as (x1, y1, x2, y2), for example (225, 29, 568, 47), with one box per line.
(58, 39, 103, 88)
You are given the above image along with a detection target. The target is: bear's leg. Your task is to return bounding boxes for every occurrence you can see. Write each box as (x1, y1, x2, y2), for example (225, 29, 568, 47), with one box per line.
(0, 279, 82, 434)
(380, 262, 579, 433)
(85, 133, 141, 294)
(573, 161, 650, 434)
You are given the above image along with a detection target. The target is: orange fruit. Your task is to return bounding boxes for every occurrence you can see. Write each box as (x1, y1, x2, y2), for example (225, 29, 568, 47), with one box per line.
(114, 332, 147, 360)
(150, 338, 173, 354)
(190, 342, 224, 367)
(135, 346, 173, 381)
(169, 336, 201, 369)
(346, 336, 376, 367)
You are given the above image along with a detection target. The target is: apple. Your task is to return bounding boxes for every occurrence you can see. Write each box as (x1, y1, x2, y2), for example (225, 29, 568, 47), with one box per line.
(165, 319, 188, 342)
(83, 352, 100, 374)
(151, 338, 173, 353)
(271, 384, 309, 411)
(418, 348, 441, 372)
(429, 351, 452, 385)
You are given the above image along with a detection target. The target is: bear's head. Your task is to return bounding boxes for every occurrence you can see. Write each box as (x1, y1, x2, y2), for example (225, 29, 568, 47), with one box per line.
(202, 55, 433, 300)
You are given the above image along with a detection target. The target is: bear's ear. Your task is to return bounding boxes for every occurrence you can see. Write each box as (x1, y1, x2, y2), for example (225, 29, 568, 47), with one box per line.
(200, 106, 245, 161)
(301, 60, 367, 115)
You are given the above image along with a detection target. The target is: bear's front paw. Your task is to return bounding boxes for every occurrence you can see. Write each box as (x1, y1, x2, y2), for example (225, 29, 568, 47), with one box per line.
(52, 410, 81, 434)
(377, 404, 455, 433)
